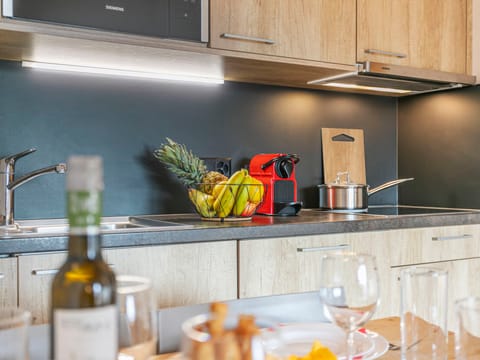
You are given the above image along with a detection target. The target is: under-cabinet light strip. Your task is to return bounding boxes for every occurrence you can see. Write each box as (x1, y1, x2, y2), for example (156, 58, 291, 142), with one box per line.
(313, 82, 412, 94)
(22, 61, 224, 85)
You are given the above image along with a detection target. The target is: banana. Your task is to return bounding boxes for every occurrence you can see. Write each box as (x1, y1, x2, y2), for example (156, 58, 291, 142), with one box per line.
(232, 182, 249, 216)
(232, 173, 264, 216)
(213, 169, 247, 218)
(188, 188, 216, 218)
(212, 180, 227, 200)
(243, 175, 265, 204)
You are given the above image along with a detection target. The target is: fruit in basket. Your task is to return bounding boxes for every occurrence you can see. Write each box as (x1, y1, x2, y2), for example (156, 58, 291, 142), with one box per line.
(232, 182, 249, 216)
(153, 138, 228, 194)
(213, 169, 246, 218)
(154, 138, 265, 218)
(188, 188, 216, 218)
(232, 175, 264, 216)
(244, 174, 265, 204)
(212, 180, 227, 199)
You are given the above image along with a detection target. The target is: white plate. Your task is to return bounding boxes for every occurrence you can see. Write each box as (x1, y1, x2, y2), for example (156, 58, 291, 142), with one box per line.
(268, 323, 388, 360)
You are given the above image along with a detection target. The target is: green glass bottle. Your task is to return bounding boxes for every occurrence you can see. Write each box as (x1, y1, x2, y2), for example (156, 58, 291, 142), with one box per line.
(51, 155, 117, 360)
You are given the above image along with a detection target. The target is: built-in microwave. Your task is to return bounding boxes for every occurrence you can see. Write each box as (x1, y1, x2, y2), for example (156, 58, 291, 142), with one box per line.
(2, 0, 208, 42)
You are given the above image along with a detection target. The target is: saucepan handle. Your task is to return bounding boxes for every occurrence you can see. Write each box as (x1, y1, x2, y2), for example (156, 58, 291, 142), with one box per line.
(367, 178, 415, 196)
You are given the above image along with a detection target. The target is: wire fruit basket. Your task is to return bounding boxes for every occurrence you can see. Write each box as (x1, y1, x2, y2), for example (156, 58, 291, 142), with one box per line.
(188, 182, 265, 221)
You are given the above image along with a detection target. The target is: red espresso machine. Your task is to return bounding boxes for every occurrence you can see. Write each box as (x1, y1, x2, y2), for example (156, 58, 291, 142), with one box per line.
(249, 153, 302, 216)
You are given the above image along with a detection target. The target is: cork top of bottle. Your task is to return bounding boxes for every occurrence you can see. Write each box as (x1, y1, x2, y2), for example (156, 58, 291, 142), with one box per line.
(67, 155, 104, 191)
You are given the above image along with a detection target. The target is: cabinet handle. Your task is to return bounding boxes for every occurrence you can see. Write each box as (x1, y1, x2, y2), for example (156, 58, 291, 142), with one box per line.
(297, 244, 350, 253)
(32, 264, 114, 276)
(364, 49, 407, 58)
(0, 273, 4, 279)
(432, 234, 473, 241)
(31, 269, 58, 276)
(221, 33, 275, 45)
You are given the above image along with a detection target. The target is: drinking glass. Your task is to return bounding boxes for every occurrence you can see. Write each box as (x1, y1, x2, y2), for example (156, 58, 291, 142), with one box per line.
(400, 267, 448, 360)
(117, 275, 157, 360)
(455, 296, 480, 359)
(318, 252, 379, 360)
(0, 307, 31, 360)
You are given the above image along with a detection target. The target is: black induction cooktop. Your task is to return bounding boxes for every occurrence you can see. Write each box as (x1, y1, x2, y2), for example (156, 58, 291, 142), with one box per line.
(354, 205, 476, 217)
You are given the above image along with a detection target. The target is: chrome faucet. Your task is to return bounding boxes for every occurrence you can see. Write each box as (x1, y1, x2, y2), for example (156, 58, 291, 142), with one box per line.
(0, 148, 67, 228)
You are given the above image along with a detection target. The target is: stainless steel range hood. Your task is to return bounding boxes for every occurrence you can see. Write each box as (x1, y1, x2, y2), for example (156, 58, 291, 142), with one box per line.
(307, 61, 476, 96)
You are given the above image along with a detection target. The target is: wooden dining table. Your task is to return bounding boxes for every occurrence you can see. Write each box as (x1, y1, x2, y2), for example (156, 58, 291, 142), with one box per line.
(152, 317, 456, 359)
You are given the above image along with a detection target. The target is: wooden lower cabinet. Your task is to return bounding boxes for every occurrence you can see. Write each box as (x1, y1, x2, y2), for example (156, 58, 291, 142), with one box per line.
(238, 234, 352, 298)
(15, 225, 480, 325)
(17, 240, 237, 325)
(349, 224, 480, 319)
(103, 241, 238, 309)
(391, 258, 480, 331)
(18, 252, 67, 324)
(239, 225, 480, 322)
(0, 257, 18, 308)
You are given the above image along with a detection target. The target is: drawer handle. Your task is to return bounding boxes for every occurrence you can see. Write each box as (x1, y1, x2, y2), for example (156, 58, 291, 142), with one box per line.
(364, 48, 407, 58)
(32, 264, 114, 276)
(432, 234, 473, 241)
(297, 244, 350, 253)
(0, 273, 4, 279)
(221, 33, 275, 45)
(32, 269, 58, 276)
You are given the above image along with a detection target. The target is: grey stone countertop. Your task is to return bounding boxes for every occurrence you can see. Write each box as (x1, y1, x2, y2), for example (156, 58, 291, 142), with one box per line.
(2, 205, 480, 256)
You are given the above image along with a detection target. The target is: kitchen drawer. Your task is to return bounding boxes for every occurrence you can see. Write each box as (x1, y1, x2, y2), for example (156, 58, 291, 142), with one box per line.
(238, 234, 352, 298)
(104, 241, 238, 308)
(347, 225, 480, 267)
(387, 225, 480, 266)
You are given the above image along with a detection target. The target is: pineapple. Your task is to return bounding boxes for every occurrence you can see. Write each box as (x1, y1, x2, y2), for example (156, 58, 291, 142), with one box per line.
(153, 138, 228, 194)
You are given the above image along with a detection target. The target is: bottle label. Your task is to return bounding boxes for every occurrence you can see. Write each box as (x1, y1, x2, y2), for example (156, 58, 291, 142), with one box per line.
(54, 305, 118, 360)
(68, 191, 102, 228)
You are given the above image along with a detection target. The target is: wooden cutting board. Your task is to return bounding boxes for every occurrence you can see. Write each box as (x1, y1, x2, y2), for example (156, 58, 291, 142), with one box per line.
(322, 128, 366, 184)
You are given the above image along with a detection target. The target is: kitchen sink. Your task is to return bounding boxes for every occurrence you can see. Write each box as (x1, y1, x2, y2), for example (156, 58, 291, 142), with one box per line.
(0, 216, 195, 238)
(17, 222, 143, 234)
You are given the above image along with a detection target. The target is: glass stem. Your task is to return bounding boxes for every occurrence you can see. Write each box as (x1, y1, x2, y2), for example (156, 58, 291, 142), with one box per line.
(347, 330, 355, 360)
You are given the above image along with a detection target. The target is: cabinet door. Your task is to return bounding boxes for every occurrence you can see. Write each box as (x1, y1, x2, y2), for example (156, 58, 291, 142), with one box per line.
(349, 225, 480, 319)
(391, 258, 480, 331)
(210, 0, 356, 64)
(210, 0, 280, 56)
(357, 0, 467, 74)
(387, 225, 480, 267)
(278, 0, 356, 64)
(104, 241, 237, 309)
(238, 234, 352, 298)
(18, 252, 67, 324)
(0, 257, 18, 308)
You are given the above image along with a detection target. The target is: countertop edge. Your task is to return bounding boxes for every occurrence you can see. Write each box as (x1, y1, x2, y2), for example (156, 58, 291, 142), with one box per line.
(2, 210, 480, 255)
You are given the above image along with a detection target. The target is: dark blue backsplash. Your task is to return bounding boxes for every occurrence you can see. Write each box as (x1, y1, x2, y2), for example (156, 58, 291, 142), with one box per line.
(0, 60, 397, 219)
(398, 85, 480, 209)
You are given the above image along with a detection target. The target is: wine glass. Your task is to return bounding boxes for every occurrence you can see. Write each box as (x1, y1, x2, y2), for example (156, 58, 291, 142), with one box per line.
(318, 252, 379, 360)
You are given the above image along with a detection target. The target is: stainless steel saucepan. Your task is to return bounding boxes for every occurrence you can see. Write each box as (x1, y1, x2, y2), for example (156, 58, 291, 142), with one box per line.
(318, 172, 414, 210)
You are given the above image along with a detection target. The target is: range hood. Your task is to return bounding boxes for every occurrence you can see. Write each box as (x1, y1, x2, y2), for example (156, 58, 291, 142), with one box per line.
(307, 61, 476, 96)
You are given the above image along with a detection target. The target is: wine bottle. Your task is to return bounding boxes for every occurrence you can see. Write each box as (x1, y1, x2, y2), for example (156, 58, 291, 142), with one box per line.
(51, 155, 118, 360)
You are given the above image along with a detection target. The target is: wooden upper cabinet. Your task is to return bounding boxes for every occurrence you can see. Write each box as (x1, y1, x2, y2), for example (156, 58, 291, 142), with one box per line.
(209, 0, 280, 56)
(209, 0, 356, 65)
(357, 0, 468, 74)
